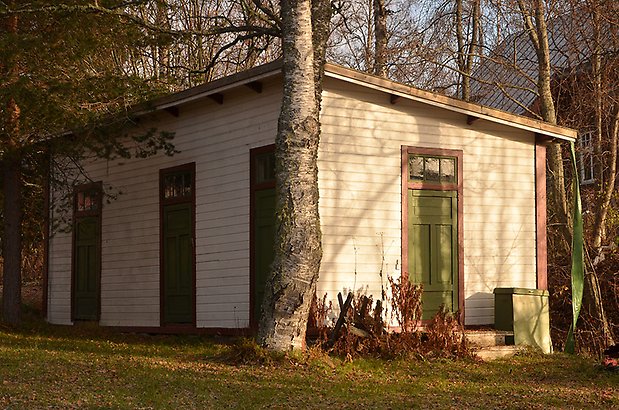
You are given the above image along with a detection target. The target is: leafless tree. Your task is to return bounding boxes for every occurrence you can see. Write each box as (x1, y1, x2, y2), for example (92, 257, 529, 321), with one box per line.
(456, 0, 481, 100)
(471, 0, 618, 349)
(121, 0, 281, 91)
(552, 0, 619, 348)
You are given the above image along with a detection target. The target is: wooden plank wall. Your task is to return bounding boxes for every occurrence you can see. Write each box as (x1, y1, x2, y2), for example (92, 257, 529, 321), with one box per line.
(48, 75, 538, 328)
(318, 77, 537, 325)
(48, 78, 282, 328)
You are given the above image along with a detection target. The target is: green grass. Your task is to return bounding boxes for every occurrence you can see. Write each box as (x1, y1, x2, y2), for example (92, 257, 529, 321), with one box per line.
(0, 317, 617, 409)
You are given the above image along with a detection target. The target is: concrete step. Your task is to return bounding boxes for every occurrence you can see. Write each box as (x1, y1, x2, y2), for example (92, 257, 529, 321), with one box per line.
(464, 330, 514, 348)
(474, 345, 522, 361)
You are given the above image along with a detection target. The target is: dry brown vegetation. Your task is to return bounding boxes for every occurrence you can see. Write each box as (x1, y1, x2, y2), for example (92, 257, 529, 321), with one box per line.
(309, 276, 471, 360)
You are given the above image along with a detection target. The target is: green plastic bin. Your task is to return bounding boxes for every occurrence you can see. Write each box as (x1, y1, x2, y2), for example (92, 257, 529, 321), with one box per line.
(494, 287, 552, 353)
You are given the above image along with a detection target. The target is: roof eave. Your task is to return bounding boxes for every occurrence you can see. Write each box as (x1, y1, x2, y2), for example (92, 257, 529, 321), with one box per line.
(130, 60, 576, 143)
(323, 63, 577, 142)
(134, 60, 283, 116)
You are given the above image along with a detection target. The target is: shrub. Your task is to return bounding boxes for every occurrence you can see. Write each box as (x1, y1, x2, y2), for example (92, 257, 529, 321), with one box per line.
(312, 275, 471, 360)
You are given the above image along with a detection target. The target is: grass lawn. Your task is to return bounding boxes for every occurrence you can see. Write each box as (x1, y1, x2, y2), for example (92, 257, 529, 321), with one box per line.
(0, 312, 617, 409)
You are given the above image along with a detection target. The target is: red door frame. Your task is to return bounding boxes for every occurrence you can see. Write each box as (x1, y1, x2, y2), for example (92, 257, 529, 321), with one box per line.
(401, 146, 465, 322)
(71, 181, 103, 322)
(159, 162, 197, 328)
(249, 144, 276, 331)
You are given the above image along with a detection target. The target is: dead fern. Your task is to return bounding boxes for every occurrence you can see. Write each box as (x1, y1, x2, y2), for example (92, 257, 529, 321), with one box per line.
(320, 276, 471, 360)
(388, 275, 423, 334)
(424, 305, 471, 358)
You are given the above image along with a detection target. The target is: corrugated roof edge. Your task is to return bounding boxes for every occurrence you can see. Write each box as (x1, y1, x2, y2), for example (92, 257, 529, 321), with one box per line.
(137, 59, 576, 142)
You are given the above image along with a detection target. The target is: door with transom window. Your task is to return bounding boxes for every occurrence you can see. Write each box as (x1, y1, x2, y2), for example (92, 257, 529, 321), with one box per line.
(160, 164, 195, 325)
(403, 148, 463, 320)
(72, 183, 102, 321)
(250, 146, 276, 329)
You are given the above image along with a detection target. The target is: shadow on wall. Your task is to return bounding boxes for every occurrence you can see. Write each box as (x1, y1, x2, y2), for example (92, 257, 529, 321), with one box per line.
(465, 292, 494, 325)
(317, 83, 538, 327)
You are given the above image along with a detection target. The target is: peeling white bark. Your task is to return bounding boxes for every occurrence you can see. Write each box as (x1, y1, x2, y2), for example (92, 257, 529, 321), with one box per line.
(258, 0, 327, 351)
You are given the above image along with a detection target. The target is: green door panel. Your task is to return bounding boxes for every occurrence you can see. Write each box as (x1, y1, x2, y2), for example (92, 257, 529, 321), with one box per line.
(408, 190, 458, 320)
(163, 203, 193, 324)
(409, 224, 431, 285)
(74, 217, 99, 320)
(423, 291, 455, 318)
(254, 188, 276, 324)
(436, 225, 453, 284)
(410, 195, 454, 218)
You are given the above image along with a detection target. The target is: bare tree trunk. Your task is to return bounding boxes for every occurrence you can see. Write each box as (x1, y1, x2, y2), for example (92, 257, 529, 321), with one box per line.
(466, 0, 480, 100)
(590, 9, 614, 251)
(1, 2, 23, 325)
(592, 108, 618, 251)
(155, 0, 170, 81)
(373, 0, 387, 76)
(455, 0, 480, 101)
(456, 0, 466, 98)
(516, 0, 570, 244)
(546, 143, 570, 243)
(587, 83, 618, 350)
(582, 2, 614, 348)
(258, 0, 330, 351)
(312, 0, 331, 101)
(2, 155, 23, 325)
(585, 253, 615, 348)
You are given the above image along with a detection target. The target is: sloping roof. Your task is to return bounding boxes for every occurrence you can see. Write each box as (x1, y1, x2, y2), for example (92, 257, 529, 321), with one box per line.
(470, 29, 542, 114)
(325, 64, 575, 141)
(471, 12, 607, 115)
(151, 60, 284, 110)
(141, 60, 576, 142)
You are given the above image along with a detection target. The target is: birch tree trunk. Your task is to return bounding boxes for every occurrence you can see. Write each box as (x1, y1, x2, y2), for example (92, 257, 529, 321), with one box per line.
(516, 0, 613, 349)
(258, 0, 330, 351)
(527, 5, 567, 239)
(455, 0, 466, 99)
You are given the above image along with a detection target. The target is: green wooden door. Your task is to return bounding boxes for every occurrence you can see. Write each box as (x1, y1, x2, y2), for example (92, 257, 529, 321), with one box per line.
(163, 203, 193, 324)
(74, 216, 99, 320)
(408, 190, 458, 320)
(254, 187, 276, 324)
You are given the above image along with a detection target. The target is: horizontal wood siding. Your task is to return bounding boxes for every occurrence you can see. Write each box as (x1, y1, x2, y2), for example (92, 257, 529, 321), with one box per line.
(47, 220, 72, 324)
(318, 77, 537, 325)
(48, 79, 281, 328)
(48, 74, 539, 329)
